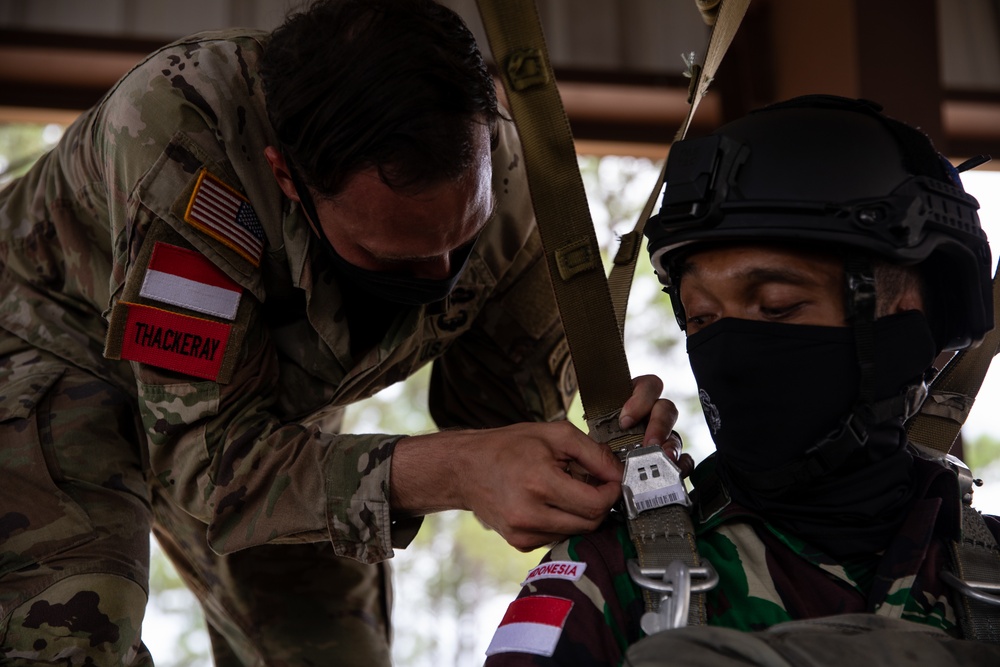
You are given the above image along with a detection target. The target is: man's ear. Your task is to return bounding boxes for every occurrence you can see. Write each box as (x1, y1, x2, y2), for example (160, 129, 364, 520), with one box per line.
(264, 146, 300, 202)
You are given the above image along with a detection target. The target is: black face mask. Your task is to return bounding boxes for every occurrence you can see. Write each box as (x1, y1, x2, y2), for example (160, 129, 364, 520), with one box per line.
(287, 159, 475, 306)
(686, 312, 936, 475)
(323, 235, 476, 307)
(686, 312, 938, 557)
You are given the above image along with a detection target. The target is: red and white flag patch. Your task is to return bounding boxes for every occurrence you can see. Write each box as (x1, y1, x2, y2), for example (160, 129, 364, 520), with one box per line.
(140, 242, 242, 320)
(485, 596, 573, 658)
(117, 303, 232, 381)
(522, 560, 587, 586)
(184, 170, 265, 265)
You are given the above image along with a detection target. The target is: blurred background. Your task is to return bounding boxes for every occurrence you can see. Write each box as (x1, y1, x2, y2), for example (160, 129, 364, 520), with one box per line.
(2, 1, 1000, 665)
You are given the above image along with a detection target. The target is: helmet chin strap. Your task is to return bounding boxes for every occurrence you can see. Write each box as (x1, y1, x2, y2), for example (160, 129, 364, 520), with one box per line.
(725, 254, 927, 498)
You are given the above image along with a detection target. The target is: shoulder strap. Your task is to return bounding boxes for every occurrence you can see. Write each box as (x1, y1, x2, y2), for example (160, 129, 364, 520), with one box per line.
(608, 0, 751, 331)
(946, 503, 1000, 642)
(907, 266, 1000, 454)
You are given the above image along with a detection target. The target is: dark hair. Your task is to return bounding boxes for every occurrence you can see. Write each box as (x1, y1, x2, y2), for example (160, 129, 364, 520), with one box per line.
(260, 0, 499, 197)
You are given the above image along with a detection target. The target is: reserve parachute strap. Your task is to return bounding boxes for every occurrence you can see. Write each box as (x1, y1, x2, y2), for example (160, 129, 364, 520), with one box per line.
(907, 262, 1000, 453)
(475, 0, 749, 625)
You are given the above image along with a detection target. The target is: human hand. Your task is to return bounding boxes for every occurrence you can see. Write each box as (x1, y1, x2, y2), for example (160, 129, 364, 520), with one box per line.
(619, 374, 694, 477)
(391, 375, 692, 552)
(452, 421, 624, 551)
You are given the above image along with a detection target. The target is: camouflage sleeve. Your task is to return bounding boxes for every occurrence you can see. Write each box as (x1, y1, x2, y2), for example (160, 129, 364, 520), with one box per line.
(93, 32, 404, 563)
(130, 323, 402, 563)
(484, 521, 642, 666)
(428, 120, 576, 429)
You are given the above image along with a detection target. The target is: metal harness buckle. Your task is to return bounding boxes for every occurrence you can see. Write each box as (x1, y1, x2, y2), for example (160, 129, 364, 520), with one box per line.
(941, 570, 1000, 607)
(627, 559, 720, 633)
(621, 445, 690, 520)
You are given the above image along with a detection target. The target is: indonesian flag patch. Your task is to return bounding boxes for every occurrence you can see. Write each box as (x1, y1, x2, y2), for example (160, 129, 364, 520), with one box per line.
(485, 596, 573, 658)
(184, 170, 265, 266)
(140, 242, 242, 320)
(114, 303, 232, 381)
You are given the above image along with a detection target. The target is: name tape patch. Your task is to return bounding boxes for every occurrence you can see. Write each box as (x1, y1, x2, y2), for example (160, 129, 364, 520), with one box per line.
(140, 242, 243, 320)
(486, 596, 573, 658)
(184, 170, 265, 266)
(118, 302, 231, 380)
(522, 560, 587, 586)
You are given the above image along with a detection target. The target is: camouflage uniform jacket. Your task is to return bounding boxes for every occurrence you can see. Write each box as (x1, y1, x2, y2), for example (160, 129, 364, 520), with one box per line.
(484, 455, 1000, 666)
(0, 30, 572, 563)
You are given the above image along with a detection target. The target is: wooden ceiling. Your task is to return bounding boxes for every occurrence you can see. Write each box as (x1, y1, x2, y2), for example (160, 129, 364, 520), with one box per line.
(1, 0, 998, 161)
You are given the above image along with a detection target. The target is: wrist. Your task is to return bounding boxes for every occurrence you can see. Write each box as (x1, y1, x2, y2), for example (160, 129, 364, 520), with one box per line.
(389, 430, 472, 516)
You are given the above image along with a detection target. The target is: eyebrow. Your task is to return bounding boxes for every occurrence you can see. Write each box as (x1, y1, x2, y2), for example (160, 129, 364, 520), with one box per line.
(679, 261, 826, 287)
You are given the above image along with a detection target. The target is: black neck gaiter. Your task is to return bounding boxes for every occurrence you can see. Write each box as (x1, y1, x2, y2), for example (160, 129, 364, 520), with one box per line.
(686, 311, 937, 557)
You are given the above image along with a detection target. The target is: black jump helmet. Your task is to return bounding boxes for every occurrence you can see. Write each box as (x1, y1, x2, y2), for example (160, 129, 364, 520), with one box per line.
(644, 94, 993, 352)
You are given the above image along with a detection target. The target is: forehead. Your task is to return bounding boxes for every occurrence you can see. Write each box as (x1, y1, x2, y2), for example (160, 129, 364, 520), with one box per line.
(676, 243, 846, 297)
(679, 243, 843, 276)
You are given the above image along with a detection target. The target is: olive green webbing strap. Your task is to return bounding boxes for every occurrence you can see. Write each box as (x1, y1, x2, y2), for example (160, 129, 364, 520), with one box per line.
(608, 0, 751, 331)
(906, 266, 1000, 642)
(906, 269, 1000, 454)
(951, 504, 1000, 642)
(475, 0, 706, 621)
(474, 0, 632, 421)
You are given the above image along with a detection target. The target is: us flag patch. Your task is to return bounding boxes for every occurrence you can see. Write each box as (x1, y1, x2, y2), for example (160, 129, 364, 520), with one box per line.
(184, 170, 265, 266)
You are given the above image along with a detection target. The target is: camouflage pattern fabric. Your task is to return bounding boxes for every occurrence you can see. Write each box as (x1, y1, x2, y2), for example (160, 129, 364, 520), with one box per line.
(0, 331, 152, 665)
(624, 614, 1000, 667)
(0, 29, 571, 665)
(484, 456, 1000, 666)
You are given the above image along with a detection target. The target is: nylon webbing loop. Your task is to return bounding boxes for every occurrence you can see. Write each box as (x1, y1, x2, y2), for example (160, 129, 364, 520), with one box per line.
(907, 264, 1000, 453)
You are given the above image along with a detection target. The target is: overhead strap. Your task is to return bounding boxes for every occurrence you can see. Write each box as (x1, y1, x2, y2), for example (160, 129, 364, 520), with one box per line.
(608, 0, 751, 331)
(475, 0, 634, 424)
(907, 263, 1000, 453)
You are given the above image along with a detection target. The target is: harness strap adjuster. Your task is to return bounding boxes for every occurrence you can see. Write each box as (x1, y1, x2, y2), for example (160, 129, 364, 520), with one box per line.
(627, 559, 719, 633)
(621, 445, 690, 520)
(941, 570, 1000, 608)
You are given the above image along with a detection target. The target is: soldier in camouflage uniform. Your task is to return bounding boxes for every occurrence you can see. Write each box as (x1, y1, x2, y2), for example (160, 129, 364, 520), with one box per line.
(485, 96, 1000, 666)
(0, 1, 677, 664)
